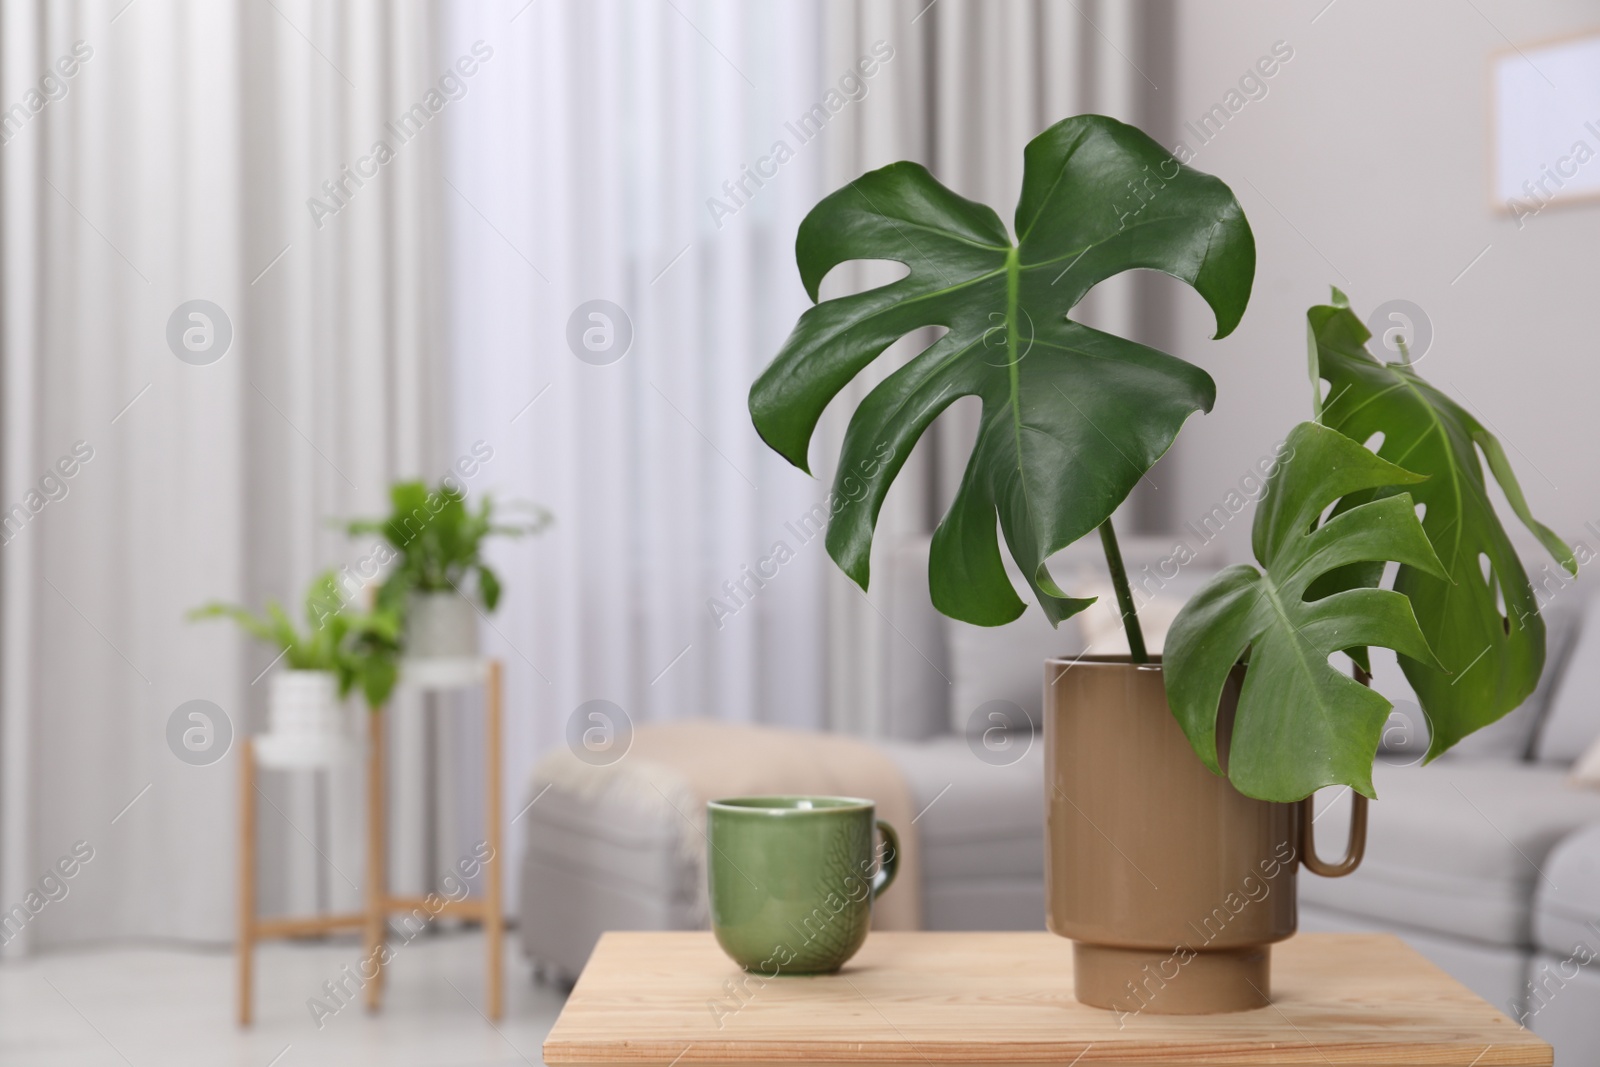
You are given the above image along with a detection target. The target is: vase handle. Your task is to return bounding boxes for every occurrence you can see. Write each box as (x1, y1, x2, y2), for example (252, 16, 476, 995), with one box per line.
(1299, 659, 1374, 877)
(1299, 791, 1367, 877)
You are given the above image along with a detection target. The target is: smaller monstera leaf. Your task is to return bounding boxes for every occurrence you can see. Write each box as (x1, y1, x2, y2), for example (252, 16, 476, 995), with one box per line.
(1308, 293, 1577, 759)
(1164, 421, 1447, 802)
(749, 115, 1254, 628)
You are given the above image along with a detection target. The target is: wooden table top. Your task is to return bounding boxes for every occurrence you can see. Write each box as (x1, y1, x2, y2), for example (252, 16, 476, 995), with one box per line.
(543, 931, 1550, 1066)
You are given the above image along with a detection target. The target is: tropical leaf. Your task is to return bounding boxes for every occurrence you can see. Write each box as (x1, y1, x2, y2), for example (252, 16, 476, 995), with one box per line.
(1308, 293, 1576, 758)
(749, 114, 1255, 627)
(188, 572, 403, 707)
(357, 657, 398, 710)
(476, 564, 502, 613)
(1164, 421, 1446, 802)
(345, 480, 546, 613)
(187, 602, 284, 648)
(343, 605, 403, 708)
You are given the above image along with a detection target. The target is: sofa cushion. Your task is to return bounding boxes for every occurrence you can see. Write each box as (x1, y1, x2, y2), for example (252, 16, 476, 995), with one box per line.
(1367, 590, 1585, 762)
(519, 787, 703, 978)
(944, 536, 1224, 734)
(1533, 822, 1600, 958)
(1534, 591, 1599, 763)
(883, 536, 955, 742)
(879, 735, 1044, 883)
(1522, 954, 1600, 1064)
(923, 878, 1045, 932)
(945, 601, 1084, 738)
(522, 787, 697, 902)
(1073, 573, 1190, 658)
(1299, 759, 1600, 949)
(521, 849, 702, 981)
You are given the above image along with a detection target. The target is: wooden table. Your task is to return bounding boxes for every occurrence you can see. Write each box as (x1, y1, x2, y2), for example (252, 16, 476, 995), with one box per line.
(543, 931, 1551, 1066)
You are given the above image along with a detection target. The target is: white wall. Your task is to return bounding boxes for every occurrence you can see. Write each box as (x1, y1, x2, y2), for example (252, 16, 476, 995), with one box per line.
(1164, 0, 1596, 574)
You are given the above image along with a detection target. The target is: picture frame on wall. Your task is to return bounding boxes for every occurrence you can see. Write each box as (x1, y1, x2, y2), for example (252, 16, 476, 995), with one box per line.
(1493, 29, 1600, 221)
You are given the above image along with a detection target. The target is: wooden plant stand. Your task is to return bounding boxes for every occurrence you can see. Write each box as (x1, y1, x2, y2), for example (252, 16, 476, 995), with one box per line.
(237, 658, 504, 1025)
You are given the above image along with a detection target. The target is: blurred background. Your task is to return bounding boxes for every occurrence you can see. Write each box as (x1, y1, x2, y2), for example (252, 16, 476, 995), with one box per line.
(2, 0, 1597, 1063)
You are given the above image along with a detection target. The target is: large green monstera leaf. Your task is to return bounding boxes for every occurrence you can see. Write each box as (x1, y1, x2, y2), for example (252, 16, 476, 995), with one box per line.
(1164, 421, 1446, 802)
(1309, 294, 1576, 759)
(749, 115, 1255, 627)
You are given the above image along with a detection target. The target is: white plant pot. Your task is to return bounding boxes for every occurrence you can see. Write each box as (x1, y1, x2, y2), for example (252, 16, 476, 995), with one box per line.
(406, 589, 479, 659)
(256, 669, 353, 769)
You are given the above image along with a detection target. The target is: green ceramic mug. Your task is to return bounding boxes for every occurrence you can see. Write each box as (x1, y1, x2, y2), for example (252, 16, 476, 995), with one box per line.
(706, 796, 900, 974)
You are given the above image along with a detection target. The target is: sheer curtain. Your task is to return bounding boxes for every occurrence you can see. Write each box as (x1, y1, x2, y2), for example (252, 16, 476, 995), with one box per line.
(444, 0, 1161, 853)
(819, 0, 1165, 734)
(0, 0, 1166, 947)
(442, 1, 834, 807)
(0, 0, 446, 949)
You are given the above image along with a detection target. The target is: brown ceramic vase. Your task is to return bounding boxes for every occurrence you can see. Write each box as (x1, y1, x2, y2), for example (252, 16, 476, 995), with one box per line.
(1045, 655, 1366, 1015)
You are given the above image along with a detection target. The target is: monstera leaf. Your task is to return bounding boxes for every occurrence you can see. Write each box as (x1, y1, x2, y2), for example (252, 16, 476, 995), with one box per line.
(1164, 421, 1446, 802)
(1309, 294, 1576, 758)
(749, 115, 1255, 627)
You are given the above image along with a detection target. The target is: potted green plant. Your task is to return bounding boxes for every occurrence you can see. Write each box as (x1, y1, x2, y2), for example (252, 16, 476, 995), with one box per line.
(749, 114, 1574, 1012)
(190, 572, 402, 768)
(344, 480, 549, 660)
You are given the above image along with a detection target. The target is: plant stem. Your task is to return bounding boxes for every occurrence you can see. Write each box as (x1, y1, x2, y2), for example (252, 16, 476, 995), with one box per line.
(1098, 518, 1148, 664)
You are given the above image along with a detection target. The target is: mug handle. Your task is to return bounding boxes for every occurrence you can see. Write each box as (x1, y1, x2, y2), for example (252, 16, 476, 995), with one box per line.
(872, 819, 900, 898)
(1299, 660, 1372, 878)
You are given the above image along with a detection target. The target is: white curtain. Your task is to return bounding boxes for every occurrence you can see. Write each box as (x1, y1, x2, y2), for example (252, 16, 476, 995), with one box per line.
(444, 0, 1157, 901)
(0, 0, 446, 949)
(818, 0, 1155, 734)
(442, 0, 833, 817)
(0, 0, 1163, 947)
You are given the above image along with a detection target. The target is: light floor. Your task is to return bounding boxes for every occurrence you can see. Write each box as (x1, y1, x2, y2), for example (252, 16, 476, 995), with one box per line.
(0, 930, 567, 1066)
